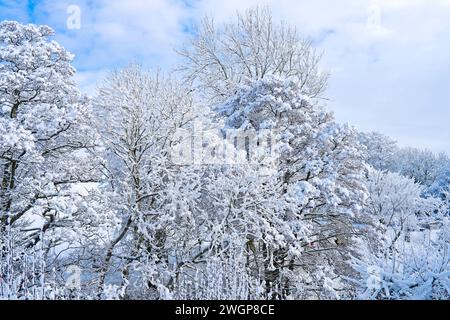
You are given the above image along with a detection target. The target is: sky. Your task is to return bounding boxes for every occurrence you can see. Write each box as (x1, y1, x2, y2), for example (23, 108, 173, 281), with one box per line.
(1, 0, 450, 153)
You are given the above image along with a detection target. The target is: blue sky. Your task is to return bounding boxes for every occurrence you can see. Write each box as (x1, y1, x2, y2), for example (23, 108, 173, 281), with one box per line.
(1, 0, 450, 153)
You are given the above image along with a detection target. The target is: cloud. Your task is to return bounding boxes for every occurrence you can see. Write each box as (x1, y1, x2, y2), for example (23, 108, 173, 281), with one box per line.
(1, 0, 449, 153)
(0, 0, 30, 21)
(27, 0, 190, 69)
(310, 0, 450, 152)
(185, 0, 450, 153)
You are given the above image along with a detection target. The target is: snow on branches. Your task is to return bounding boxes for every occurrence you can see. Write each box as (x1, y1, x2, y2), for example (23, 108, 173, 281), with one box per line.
(1, 16, 448, 300)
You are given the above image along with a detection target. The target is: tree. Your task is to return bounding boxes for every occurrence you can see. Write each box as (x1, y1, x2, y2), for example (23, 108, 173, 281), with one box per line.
(389, 147, 449, 186)
(357, 131, 397, 171)
(92, 65, 205, 298)
(350, 168, 449, 299)
(213, 76, 368, 299)
(177, 6, 328, 104)
(0, 21, 98, 298)
(1, 16, 448, 301)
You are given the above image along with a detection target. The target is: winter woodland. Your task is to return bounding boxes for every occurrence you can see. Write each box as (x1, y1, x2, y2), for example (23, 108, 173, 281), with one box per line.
(0, 8, 448, 300)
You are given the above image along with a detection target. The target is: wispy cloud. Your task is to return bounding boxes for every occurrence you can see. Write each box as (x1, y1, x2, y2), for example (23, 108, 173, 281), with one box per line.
(1, 0, 449, 153)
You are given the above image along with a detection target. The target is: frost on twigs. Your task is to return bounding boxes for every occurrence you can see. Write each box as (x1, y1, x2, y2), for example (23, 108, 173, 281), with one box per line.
(1, 16, 449, 300)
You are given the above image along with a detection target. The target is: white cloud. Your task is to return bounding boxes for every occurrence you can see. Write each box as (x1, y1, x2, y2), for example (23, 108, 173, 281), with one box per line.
(185, 1, 450, 152)
(3, 0, 449, 153)
(0, 0, 29, 21)
(31, 0, 189, 70)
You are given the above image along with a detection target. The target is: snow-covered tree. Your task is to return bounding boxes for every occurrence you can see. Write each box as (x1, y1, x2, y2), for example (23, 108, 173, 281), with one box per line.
(211, 76, 368, 299)
(357, 132, 450, 189)
(389, 147, 449, 187)
(0, 21, 99, 298)
(350, 168, 449, 299)
(1, 15, 447, 301)
(92, 65, 206, 298)
(427, 171, 450, 199)
(426, 171, 450, 219)
(357, 131, 397, 171)
(177, 7, 328, 104)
